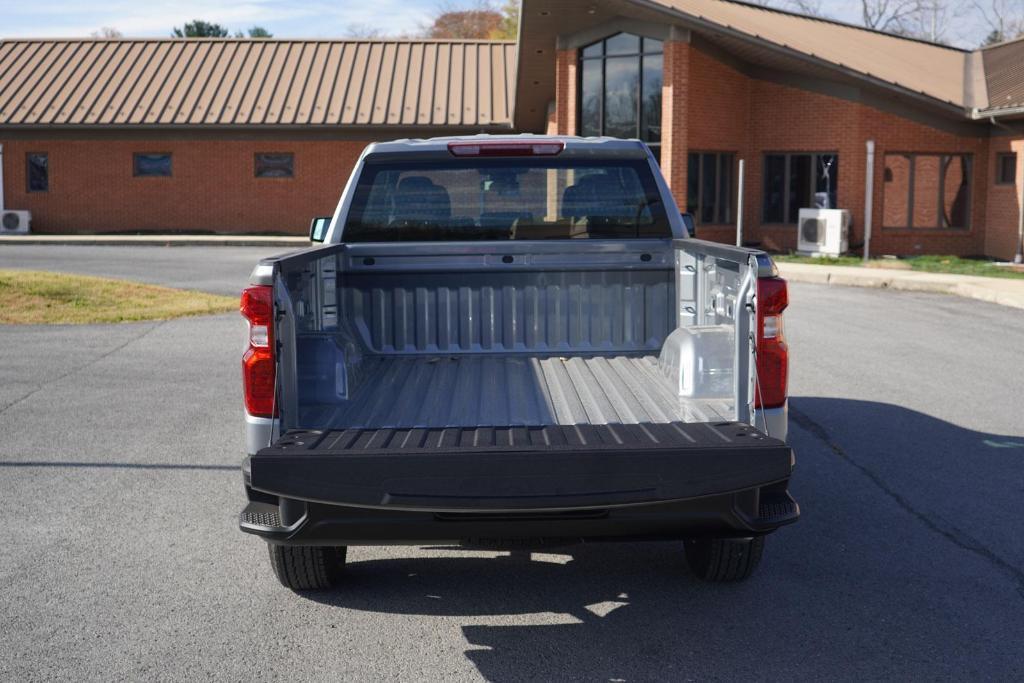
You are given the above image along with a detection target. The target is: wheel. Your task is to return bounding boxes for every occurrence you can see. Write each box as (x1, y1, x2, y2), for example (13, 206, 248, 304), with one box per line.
(684, 536, 764, 582)
(267, 544, 347, 590)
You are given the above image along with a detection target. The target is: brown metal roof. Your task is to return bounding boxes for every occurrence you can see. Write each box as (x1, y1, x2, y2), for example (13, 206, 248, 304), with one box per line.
(0, 38, 517, 128)
(981, 38, 1024, 113)
(652, 0, 968, 107)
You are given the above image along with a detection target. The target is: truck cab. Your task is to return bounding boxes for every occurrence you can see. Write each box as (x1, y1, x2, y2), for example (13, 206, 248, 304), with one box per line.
(239, 135, 797, 590)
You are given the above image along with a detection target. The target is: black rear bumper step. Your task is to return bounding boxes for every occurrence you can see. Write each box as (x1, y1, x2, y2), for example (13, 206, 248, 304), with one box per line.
(758, 492, 800, 525)
(247, 421, 794, 512)
(240, 485, 799, 545)
(240, 502, 281, 529)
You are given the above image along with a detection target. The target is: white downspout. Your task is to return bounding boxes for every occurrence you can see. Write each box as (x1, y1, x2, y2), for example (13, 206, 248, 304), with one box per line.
(863, 140, 875, 262)
(1016, 148, 1024, 264)
(0, 144, 5, 211)
(736, 158, 745, 247)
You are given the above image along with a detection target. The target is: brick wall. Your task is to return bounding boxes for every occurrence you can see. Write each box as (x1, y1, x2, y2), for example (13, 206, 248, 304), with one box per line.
(553, 49, 578, 137)
(1, 137, 369, 234)
(660, 41, 690, 202)
(550, 38, 1002, 256)
(985, 137, 1023, 260)
(859, 105, 988, 256)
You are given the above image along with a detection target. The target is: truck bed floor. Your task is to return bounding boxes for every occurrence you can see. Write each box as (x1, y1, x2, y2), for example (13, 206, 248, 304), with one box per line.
(298, 355, 733, 429)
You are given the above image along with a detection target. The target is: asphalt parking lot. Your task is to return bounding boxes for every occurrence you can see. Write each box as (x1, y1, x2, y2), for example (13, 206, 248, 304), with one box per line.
(1, 245, 1022, 680)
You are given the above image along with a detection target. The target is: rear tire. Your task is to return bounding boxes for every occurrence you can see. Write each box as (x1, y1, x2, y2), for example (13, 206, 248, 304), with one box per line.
(684, 536, 764, 582)
(267, 544, 347, 590)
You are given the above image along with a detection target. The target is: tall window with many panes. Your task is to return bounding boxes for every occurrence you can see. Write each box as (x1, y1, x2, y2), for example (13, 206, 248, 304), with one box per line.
(579, 33, 663, 161)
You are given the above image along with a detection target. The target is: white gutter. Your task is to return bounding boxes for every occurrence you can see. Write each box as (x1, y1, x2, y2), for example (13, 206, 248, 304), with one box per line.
(974, 106, 1024, 120)
(0, 144, 5, 211)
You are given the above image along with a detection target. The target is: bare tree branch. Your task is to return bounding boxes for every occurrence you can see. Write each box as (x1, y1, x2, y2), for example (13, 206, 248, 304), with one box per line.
(90, 26, 123, 38)
(974, 0, 1024, 45)
(341, 23, 388, 39)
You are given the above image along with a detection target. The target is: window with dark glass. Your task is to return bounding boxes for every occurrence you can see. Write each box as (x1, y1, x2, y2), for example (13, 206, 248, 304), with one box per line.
(344, 157, 671, 242)
(762, 153, 839, 223)
(882, 153, 971, 229)
(26, 153, 48, 192)
(133, 153, 172, 177)
(686, 152, 734, 225)
(579, 33, 663, 160)
(255, 153, 294, 178)
(996, 152, 1016, 185)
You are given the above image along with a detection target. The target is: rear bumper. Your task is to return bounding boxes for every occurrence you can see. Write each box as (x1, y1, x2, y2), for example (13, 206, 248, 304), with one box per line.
(240, 421, 799, 545)
(240, 485, 799, 545)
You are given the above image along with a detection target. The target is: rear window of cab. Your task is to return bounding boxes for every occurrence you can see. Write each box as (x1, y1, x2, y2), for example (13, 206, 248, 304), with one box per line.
(344, 157, 671, 241)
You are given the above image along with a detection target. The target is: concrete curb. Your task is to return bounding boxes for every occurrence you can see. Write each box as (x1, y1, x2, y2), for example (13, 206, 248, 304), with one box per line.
(0, 235, 310, 247)
(777, 262, 1024, 311)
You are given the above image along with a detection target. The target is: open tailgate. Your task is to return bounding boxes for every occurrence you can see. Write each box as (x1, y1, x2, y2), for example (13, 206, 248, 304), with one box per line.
(248, 421, 793, 512)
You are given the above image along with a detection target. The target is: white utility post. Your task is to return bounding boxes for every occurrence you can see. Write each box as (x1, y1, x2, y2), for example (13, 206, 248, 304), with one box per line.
(736, 158, 745, 247)
(863, 140, 875, 262)
(1016, 145, 1024, 264)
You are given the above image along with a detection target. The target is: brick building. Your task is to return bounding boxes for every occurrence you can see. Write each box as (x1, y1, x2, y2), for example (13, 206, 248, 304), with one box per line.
(2, 0, 1024, 259)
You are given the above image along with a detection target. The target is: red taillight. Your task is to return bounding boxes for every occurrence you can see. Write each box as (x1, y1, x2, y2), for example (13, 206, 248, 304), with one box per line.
(754, 277, 789, 409)
(447, 141, 565, 157)
(240, 285, 276, 417)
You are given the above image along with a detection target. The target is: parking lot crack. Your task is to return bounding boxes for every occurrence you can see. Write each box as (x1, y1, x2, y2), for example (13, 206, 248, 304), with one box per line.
(0, 321, 166, 417)
(791, 407, 1024, 600)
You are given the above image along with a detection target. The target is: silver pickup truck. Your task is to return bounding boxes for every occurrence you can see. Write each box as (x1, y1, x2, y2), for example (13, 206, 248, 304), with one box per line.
(238, 135, 798, 590)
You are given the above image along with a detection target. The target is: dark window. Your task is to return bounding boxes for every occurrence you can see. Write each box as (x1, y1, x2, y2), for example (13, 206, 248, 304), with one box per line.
(578, 33, 663, 159)
(996, 152, 1016, 185)
(882, 153, 971, 229)
(26, 153, 48, 192)
(133, 153, 172, 177)
(762, 153, 839, 223)
(255, 152, 294, 178)
(686, 152, 734, 226)
(345, 157, 671, 242)
(580, 59, 602, 137)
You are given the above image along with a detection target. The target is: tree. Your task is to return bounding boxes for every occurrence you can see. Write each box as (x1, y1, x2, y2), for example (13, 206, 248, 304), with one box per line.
(424, 1, 504, 39)
(896, 1, 967, 43)
(172, 20, 230, 38)
(232, 27, 273, 38)
(342, 23, 389, 39)
(492, 0, 520, 40)
(748, 0, 825, 16)
(90, 26, 123, 38)
(974, 0, 1024, 46)
(982, 27, 1005, 44)
(859, 0, 925, 33)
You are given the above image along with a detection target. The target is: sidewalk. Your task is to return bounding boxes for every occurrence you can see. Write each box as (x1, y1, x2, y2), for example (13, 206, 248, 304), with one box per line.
(777, 262, 1024, 311)
(0, 234, 310, 247)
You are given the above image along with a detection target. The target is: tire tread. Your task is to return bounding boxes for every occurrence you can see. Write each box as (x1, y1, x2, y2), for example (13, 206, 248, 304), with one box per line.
(685, 536, 764, 582)
(267, 544, 346, 590)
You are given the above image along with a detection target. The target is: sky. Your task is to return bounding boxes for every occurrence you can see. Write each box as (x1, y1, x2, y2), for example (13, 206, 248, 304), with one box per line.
(0, 0, 467, 40)
(0, 0, 995, 48)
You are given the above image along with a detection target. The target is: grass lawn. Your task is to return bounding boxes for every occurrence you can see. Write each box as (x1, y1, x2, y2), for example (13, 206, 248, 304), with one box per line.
(774, 254, 1024, 279)
(0, 270, 237, 324)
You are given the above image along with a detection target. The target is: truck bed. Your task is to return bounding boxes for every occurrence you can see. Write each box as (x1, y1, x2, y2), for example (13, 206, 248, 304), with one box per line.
(298, 354, 733, 430)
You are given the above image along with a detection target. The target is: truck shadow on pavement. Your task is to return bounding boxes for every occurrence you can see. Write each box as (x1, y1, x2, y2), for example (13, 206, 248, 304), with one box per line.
(304, 397, 1024, 680)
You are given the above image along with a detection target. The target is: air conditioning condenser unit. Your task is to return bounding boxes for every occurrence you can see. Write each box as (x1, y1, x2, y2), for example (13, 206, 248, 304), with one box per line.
(797, 208, 849, 256)
(0, 210, 31, 235)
